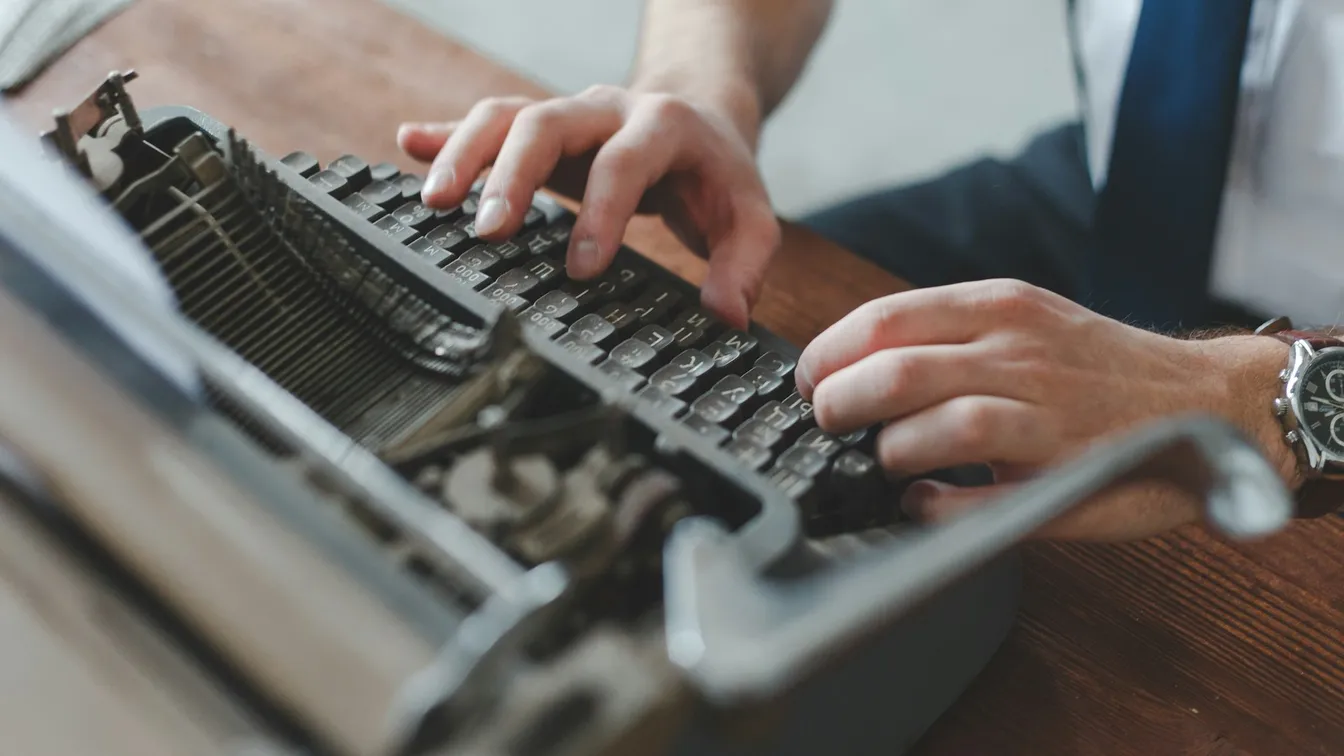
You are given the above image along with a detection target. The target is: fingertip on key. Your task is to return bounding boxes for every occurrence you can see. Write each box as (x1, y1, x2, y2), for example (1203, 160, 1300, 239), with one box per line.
(568, 238, 603, 279)
(475, 196, 508, 236)
(421, 169, 455, 204)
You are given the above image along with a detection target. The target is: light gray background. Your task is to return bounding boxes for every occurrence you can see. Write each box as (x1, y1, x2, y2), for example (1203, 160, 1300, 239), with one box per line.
(383, 0, 1079, 217)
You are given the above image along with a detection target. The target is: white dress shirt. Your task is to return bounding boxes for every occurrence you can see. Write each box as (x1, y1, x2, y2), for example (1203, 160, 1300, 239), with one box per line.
(1074, 0, 1344, 327)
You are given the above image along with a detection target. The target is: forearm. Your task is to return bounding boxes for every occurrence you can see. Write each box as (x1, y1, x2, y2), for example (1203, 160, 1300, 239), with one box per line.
(630, 0, 834, 148)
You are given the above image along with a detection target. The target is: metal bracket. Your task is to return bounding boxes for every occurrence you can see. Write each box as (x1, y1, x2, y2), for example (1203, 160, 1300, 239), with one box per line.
(663, 414, 1295, 705)
(39, 70, 142, 182)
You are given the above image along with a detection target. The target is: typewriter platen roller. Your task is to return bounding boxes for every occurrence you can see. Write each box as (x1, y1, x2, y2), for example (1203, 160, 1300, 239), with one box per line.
(0, 73, 1295, 756)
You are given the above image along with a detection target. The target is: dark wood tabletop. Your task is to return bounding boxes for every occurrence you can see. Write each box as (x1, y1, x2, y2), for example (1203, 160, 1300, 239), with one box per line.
(11, 1, 1344, 754)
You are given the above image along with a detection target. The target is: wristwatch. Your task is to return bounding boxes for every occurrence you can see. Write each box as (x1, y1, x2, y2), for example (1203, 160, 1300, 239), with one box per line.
(1255, 316, 1344, 517)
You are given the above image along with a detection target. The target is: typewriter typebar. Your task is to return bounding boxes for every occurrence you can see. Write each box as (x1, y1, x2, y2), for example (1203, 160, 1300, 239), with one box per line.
(0, 72, 1295, 756)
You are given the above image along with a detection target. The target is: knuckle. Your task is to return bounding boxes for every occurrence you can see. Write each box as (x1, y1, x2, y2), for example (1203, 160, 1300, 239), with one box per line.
(473, 97, 516, 121)
(513, 102, 564, 134)
(948, 398, 996, 447)
(852, 297, 901, 352)
(641, 93, 695, 127)
(977, 279, 1050, 322)
(594, 141, 643, 179)
(579, 83, 625, 103)
(745, 204, 782, 248)
(877, 351, 917, 402)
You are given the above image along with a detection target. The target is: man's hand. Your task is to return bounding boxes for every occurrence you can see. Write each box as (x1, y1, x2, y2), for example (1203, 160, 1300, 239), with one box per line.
(796, 279, 1298, 540)
(396, 85, 778, 328)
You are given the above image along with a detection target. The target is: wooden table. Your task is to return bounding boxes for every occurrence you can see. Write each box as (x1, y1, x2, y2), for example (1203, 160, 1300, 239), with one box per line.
(12, 1, 1344, 754)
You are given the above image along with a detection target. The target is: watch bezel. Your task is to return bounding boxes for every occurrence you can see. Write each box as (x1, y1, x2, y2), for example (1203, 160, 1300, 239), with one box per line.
(1284, 342, 1344, 476)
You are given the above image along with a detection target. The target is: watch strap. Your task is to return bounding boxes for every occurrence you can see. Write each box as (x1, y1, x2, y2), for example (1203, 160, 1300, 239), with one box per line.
(1255, 317, 1344, 518)
(1296, 484, 1343, 519)
(1265, 329, 1344, 352)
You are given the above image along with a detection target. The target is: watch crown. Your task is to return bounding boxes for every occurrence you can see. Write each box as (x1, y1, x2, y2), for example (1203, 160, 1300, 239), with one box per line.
(1285, 430, 1302, 446)
(1279, 368, 1291, 383)
(1274, 397, 1289, 416)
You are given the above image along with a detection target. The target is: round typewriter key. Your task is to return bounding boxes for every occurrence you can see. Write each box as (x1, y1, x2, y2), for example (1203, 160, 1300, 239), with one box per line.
(370, 161, 401, 182)
(796, 427, 843, 458)
(280, 150, 319, 178)
(724, 437, 772, 471)
(777, 446, 828, 478)
(394, 173, 424, 201)
(754, 351, 797, 377)
(308, 169, 351, 199)
(359, 179, 404, 210)
(733, 419, 782, 449)
(328, 154, 372, 190)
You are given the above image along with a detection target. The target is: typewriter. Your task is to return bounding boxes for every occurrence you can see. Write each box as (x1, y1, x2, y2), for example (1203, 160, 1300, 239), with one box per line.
(0, 72, 1295, 756)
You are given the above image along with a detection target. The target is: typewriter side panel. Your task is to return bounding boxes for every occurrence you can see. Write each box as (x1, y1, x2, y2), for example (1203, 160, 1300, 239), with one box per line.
(0, 271, 443, 756)
(0, 481, 282, 756)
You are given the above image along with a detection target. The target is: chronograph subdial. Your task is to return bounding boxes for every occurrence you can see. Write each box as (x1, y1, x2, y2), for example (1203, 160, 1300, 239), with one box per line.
(1328, 369, 1344, 403)
(1297, 355, 1344, 454)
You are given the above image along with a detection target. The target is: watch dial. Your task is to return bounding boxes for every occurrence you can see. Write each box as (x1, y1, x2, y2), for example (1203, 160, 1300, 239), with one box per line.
(1296, 355, 1344, 454)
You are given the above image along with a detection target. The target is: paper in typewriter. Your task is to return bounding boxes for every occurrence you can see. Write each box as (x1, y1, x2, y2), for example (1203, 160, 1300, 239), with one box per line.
(0, 100, 198, 394)
(0, 0, 136, 92)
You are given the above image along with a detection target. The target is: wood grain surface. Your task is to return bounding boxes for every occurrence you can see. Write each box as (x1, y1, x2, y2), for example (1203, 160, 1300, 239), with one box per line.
(11, 1, 1344, 754)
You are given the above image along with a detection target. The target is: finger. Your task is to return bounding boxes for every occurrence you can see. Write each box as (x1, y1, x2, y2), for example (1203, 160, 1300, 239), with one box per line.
(699, 199, 780, 329)
(566, 103, 682, 279)
(476, 99, 624, 240)
(397, 121, 457, 162)
(796, 279, 1052, 399)
(900, 479, 1009, 523)
(875, 395, 1055, 476)
(900, 479, 1201, 541)
(422, 96, 532, 209)
(810, 343, 1005, 434)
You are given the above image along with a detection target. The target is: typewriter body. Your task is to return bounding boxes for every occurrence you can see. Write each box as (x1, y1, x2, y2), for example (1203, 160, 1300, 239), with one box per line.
(0, 74, 1296, 756)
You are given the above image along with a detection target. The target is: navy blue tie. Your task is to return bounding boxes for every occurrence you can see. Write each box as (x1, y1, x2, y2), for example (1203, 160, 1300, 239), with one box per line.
(1088, 0, 1254, 330)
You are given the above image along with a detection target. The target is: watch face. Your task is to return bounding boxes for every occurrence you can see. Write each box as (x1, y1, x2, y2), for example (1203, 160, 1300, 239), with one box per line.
(1297, 352, 1344, 453)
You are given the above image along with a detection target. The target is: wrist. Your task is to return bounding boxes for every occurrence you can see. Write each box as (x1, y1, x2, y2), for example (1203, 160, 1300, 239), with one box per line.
(628, 71, 763, 150)
(1204, 335, 1302, 491)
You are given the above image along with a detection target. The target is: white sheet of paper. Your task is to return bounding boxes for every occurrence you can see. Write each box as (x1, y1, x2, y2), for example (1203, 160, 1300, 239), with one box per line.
(0, 0, 135, 91)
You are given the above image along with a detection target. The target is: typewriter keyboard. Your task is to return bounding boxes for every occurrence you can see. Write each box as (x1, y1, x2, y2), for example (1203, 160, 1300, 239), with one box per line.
(283, 150, 899, 534)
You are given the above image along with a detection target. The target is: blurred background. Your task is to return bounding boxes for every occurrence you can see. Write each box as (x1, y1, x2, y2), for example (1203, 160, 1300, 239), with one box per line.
(385, 0, 1079, 217)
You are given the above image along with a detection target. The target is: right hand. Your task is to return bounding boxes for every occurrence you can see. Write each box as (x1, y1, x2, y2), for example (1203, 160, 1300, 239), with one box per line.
(396, 85, 780, 328)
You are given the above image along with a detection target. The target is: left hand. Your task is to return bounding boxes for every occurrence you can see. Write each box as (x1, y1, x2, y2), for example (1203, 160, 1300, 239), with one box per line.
(795, 279, 1298, 541)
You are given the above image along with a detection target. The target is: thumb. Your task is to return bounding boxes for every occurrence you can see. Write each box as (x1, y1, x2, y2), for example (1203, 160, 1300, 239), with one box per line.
(899, 478, 1073, 539)
(900, 477, 1201, 542)
(397, 122, 458, 163)
(900, 479, 1016, 524)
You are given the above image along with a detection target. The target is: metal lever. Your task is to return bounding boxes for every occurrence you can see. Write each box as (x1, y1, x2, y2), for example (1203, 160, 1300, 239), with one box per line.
(661, 414, 1295, 705)
(40, 70, 142, 181)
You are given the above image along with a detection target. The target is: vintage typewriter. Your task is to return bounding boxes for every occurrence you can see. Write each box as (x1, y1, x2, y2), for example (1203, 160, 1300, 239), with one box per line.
(0, 72, 1295, 756)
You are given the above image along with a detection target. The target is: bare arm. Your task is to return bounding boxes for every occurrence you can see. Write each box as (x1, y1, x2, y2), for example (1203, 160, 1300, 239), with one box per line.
(632, 0, 835, 147)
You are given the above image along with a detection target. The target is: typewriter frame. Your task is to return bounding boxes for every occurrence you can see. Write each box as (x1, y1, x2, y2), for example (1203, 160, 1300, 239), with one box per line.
(0, 96, 1297, 756)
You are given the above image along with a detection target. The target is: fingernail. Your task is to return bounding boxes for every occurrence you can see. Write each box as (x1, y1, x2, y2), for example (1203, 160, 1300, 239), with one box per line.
(570, 238, 601, 278)
(400, 121, 450, 134)
(795, 364, 813, 397)
(475, 196, 507, 235)
(422, 169, 455, 201)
